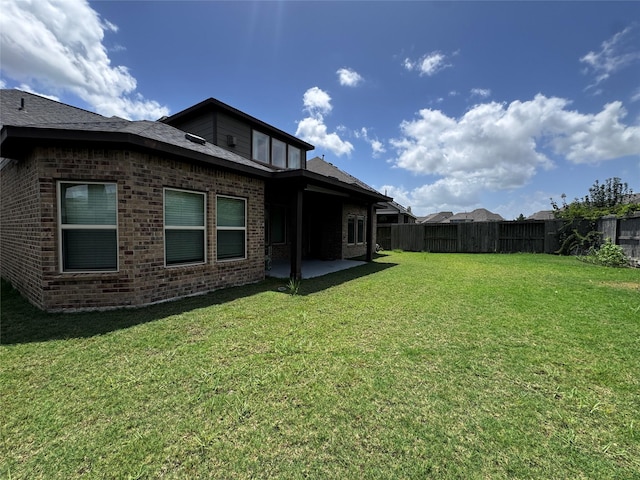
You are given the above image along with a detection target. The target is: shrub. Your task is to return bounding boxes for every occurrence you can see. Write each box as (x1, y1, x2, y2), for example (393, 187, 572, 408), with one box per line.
(581, 239, 628, 268)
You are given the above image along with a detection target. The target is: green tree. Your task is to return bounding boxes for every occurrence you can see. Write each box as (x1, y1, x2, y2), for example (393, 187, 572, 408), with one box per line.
(551, 177, 638, 221)
(550, 177, 638, 255)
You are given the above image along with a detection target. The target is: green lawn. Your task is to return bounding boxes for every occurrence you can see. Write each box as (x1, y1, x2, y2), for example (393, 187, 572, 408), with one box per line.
(1, 252, 639, 479)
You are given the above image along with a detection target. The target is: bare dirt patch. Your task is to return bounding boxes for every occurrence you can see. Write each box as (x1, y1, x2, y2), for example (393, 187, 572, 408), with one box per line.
(600, 281, 640, 291)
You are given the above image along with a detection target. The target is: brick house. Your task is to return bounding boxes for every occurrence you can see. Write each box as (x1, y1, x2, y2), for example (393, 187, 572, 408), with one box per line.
(0, 90, 389, 312)
(376, 200, 417, 225)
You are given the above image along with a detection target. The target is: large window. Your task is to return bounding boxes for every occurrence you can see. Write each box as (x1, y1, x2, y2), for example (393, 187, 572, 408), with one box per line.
(252, 131, 269, 164)
(252, 130, 303, 169)
(217, 195, 246, 261)
(271, 138, 286, 168)
(58, 182, 118, 272)
(288, 146, 301, 169)
(164, 188, 206, 266)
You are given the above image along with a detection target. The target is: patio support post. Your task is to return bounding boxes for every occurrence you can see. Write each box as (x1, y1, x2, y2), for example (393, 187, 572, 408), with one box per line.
(290, 187, 303, 280)
(366, 202, 375, 262)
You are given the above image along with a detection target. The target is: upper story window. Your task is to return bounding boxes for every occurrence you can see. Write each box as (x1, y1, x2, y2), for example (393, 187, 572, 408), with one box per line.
(252, 130, 303, 169)
(288, 146, 301, 169)
(271, 138, 286, 168)
(252, 131, 269, 164)
(58, 181, 118, 272)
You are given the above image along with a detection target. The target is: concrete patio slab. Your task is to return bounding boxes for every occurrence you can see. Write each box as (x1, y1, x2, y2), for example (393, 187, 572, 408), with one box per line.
(266, 259, 366, 279)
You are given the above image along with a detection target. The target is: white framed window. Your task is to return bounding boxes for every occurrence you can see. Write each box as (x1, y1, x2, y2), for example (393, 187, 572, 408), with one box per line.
(164, 188, 206, 266)
(58, 181, 118, 272)
(347, 215, 366, 245)
(252, 130, 270, 164)
(288, 146, 301, 169)
(217, 195, 247, 261)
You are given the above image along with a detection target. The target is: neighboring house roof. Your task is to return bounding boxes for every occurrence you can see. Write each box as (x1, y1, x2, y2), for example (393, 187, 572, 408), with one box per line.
(444, 208, 504, 223)
(376, 200, 416, 219)
(417, 212, 454, 223)
(624, 193, 640, 204)
(527, 210, 555, 220)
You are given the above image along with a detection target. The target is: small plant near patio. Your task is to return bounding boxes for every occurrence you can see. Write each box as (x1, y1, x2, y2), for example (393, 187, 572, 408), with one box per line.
(287, 276, 301, 295)
(581, 238, 629, 268)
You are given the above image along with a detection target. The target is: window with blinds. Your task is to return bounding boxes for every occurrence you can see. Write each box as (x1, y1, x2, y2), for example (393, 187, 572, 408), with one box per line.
(217, 195, 246, 261)
(164, 188, 206, 266)
(58, 182, 118, 272)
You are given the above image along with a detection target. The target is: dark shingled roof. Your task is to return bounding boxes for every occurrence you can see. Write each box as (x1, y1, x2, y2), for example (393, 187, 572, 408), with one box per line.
(306, 156, 381, 196)
(444, 208, 504, 222)
(1, 90, 392, 204)
(1, 89, 112, 126)
(1, 89, 275, 174)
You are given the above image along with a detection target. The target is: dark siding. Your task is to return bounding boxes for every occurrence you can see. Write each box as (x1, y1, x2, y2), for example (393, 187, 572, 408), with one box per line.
(170, 113, 215, 143)
(217, 112, 251, 160)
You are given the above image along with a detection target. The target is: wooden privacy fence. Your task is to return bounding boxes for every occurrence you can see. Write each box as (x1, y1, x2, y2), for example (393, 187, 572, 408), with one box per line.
(600, 214, 640, 261)
(377, 214, 640, 259)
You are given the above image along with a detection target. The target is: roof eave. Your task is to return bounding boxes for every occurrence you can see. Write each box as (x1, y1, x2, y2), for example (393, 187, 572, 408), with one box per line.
(0, 125, 271, 179)
(272, 169, 391, 203)
(162, 97, 315, 151)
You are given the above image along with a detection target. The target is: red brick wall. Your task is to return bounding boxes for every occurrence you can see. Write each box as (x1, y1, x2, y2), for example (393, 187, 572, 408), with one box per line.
(0, 154, 45, 308)
(1, 147, 265, 311)
(342, 203, 375, 259)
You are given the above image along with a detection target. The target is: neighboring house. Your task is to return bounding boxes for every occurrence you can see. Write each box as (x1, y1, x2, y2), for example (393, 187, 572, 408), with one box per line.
(417, 211, 454, 223)
(527, 210, 555, 221)
(444, 208, 504, 223)
(0, 90, 389, 311)
(376, 200, 416, 224)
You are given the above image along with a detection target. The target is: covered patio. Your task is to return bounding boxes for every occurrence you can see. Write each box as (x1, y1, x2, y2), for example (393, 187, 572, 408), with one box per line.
(266, 258, 366, 279)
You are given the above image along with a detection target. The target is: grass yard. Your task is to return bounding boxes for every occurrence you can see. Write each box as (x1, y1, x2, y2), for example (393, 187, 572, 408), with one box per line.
(1, 252, 639, 479)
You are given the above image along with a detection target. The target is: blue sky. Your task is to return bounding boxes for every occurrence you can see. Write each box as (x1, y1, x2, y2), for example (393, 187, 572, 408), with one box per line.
(1, 1, 639, 219)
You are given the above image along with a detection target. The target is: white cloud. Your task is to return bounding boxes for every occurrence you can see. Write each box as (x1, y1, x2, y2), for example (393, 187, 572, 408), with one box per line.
(580, 23, 640, 89)
(337, 67, 363, 87)
(379, 180, 481, 216)
(0, 0, 169, 120)
(296, 116, 354, 157)
(403, 51, 451, 77)
(357, 127, 386, 156)
(470, 88, 491, 98)
(17, 83, 60, 101)
(302, 86, 332, 115)
(389, 94, 640, 212)
(296, 87, 353, 157)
